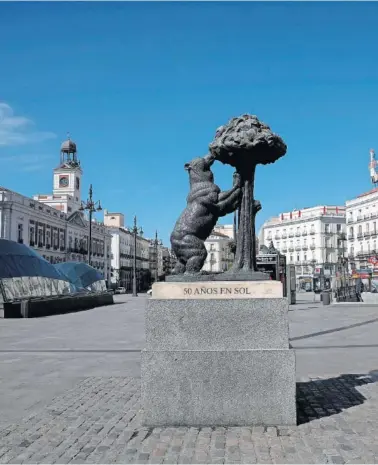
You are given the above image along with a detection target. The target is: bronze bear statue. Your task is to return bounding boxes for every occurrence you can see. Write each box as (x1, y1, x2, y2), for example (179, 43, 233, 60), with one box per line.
(170, 153, 242, 275)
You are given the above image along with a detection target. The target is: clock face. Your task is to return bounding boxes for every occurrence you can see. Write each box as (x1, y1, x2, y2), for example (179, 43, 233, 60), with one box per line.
(59, 176, 69, 188)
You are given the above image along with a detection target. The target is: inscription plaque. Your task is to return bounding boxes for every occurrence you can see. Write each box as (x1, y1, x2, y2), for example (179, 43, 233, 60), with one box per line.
(151, 281, 283, 300)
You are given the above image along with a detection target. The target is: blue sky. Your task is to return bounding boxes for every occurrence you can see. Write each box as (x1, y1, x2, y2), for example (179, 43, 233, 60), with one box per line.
(1, 2, 378, 245)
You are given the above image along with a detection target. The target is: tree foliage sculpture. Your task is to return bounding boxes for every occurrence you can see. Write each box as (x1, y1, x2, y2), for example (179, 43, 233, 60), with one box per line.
(209, 114, 287, 275)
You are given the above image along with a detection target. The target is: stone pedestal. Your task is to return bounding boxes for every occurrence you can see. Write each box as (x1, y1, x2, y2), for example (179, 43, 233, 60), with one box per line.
(141, 281, 296, 427)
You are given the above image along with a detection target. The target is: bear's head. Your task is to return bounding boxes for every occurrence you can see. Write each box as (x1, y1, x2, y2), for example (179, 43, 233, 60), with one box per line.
(184, 155, 215, 185)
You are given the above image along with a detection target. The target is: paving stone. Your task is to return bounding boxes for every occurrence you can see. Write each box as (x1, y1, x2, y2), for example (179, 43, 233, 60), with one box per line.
(2, 298, 378, 464)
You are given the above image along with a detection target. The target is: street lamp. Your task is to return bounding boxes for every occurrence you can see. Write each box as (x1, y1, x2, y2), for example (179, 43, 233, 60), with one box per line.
(79, 184, 102, 266)
(150, 231, 162, 283)
(310, 258, 317, 293)
(337, 232, 348, 286)
(128, 216, 143, 297)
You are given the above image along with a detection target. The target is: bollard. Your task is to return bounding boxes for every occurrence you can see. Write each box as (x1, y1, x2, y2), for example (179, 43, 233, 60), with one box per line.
(20, 299, 29, 318)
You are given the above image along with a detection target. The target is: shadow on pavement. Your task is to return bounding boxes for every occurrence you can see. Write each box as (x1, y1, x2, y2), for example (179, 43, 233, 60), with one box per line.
(291, 316, 378, 342)
(297, 370, 378, 425)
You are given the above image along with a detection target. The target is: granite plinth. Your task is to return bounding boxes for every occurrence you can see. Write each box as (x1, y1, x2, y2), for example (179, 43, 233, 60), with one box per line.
(141, 282, 296, 427)
(145, 298, 289, 350)
(166, 270, 269, 282)
(152, 280, 283, 300)
(141, 349, 296, 427)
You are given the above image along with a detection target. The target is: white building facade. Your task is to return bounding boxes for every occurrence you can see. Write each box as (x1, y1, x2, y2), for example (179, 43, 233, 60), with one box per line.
(346, 187, 378, 273)
(0, 137, 112, 284)
(259, 206, 346, 279)
(104, 212, 150, 291)
(213, 224, 235, 240)
(203, 230, 233, 273)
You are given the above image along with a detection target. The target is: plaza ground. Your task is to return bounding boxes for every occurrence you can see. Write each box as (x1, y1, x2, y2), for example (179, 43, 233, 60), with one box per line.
(1, 294, 378, 463)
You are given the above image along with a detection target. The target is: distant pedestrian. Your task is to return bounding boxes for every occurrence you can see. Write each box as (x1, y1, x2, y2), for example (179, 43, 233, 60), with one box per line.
(356, 279, 363, 302)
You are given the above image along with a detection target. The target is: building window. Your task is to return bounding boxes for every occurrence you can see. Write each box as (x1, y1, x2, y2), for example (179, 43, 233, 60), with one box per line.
(325, 224, 330, 233)
(17, 224, 23, 243)
(337, 224, 341, 232)
(304, 253, 307, 261)
(29, 227, 34, 245)
(358, 225, 362, 234)
(297, 255, 300, 262)
(366, 223, 370, 232)
(290, 255, 293, 262)
(38, 228, 43, 246)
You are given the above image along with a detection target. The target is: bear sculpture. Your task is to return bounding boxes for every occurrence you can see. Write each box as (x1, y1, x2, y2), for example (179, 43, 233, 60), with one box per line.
(170, 153, 242, 275)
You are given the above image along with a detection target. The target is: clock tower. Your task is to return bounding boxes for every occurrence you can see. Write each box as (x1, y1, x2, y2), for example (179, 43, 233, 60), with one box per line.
(52, 135, 83, 212)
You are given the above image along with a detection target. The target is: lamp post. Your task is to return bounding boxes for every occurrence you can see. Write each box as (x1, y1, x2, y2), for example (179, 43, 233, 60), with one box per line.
(150, 231, 162, 283)
(338, 232, 347, 286)
(129, 216, 143, 297)
(79, 184, 102, 266)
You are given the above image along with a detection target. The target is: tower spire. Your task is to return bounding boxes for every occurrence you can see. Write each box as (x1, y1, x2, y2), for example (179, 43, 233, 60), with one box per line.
(60, 134, 79, 167)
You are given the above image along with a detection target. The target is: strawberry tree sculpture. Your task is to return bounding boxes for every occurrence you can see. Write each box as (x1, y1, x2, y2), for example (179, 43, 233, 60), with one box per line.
(209, 114, 287, 278)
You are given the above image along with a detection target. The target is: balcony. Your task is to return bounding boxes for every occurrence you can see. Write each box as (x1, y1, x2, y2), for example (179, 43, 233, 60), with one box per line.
(357, 233, 363, 239)
(295, 232, 301, 237)
(288, 233, 294, 238)
(38, 242, 43, 248)
(348, 235, 354, 241)
(281, 248, 288, 253)
(29, 241, 35, 246)
(364, 232, 371, 238)
(371, 230, 378, 238)
(310, 244, 316, 250)
(310, 230, 315, 235)
(302, 231, 308, 236)
(288, 247, 294, 252)
(364, 214, 371, 220)
(281, 233, 287, 239)
(295, 245, 301, 251)
(46, 244, 51, 249)
(357, 216, 362, 221)
(347, 218, 354, 224)
(274, 235, 280, 240)
(302, 245, 308, 250)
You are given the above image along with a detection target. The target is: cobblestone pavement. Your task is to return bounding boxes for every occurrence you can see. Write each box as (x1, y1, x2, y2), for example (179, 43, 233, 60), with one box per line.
(2, 295, 378, 463)
(1, 373, 378, 464)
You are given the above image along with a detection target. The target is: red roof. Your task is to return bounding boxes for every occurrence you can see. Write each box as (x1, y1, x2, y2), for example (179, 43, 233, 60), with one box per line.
(357, 187, 378, 198)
